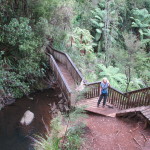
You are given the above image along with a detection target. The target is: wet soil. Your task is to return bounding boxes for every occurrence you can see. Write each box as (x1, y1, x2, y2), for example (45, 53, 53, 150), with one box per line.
(81, 113, 150, 150)
(0, 88, 60, 150)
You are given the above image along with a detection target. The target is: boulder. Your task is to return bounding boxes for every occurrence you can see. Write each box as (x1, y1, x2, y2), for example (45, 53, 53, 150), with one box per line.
(17, 110, 34, 137)
(20, 110, 34, 126)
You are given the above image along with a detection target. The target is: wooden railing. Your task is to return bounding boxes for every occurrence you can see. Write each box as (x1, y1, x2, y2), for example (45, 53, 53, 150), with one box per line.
(85, 81, 101, 99)
(49, 54, 72, 103)
(46, 45, 150, 109)
(47, 45, 84, 85)
(85, 81, 150, 109)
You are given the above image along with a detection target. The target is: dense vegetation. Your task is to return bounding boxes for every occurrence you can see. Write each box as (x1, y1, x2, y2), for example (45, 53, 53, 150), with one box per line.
(0, 0, 150, 103)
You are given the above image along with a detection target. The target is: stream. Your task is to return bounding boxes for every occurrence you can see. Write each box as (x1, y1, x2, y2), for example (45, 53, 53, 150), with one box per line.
(0, 88, 60, 150)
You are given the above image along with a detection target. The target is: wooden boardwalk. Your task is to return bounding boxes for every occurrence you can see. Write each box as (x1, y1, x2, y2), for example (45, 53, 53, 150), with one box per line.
(116, 106, 150, 127)
(57, 61, 76, 90)
(141, 106, 150, 121)
(47, 45, 150, 125)
(77, 98, 150, 121)
(116, 105, 150, 120)
(77, 97, 120, 117)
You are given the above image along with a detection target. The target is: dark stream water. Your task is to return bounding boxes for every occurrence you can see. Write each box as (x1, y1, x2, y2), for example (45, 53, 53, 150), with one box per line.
(0, 88, 60, 150)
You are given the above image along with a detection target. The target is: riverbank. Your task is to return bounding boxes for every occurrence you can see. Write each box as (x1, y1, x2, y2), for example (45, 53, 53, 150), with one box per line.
(0, 88, 61, 150)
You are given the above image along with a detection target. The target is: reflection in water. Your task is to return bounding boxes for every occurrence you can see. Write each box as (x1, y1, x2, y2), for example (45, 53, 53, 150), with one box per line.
(0, 88, 60, 150)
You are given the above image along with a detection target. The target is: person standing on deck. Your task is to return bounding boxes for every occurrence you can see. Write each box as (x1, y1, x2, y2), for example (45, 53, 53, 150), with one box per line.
(97, 77, 110, 108)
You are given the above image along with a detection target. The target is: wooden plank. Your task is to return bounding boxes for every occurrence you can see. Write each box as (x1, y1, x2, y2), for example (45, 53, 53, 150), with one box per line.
(124, 87, 150, 95)
(143, 89, 148, 105)
(142, 108, 150, 114)
(123, 96, 127, 109)
(131, 93, 136, 108)
(107, 88, 111, 104)
(143, 113, 150, 120)
(111, 88, 114, 105)
(114, 90, 118, 106)
(142, 111, 150, 116)
(118, 94, 123, 109)
(138, 92, 143, 106)
(145, 90, 150, 106)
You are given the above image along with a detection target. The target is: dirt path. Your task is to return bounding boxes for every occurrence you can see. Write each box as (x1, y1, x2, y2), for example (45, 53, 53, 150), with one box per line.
(81, 113, 150, 150)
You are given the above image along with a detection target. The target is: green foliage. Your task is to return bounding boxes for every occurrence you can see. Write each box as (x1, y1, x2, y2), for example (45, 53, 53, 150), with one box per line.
(0, 52, 29, 98)
(72, 0, 94, 28)
(134, 52, 150, 86)
(29, 0, 60, 20)
(2, 17, 34, 46)
(91, 0, 122, 53)
(0, 17, 46, 98)
(0, 70, 30, 98)
(35, 116, 62, 150)
(67, 27, 94, 52)
(0, 0, 62, 99)
(97, 64, 127, 90)
(128, 78, 145, 91)
(54, 0, 150, 92)
(64, 123, 85, 150)
(0, 0, 149, 100)
(68, 107, 87, 122)
(130, 8, 150, 45)
(35, 107, 86, 150)
(35, 17, 51, 40)
(63, 107, 86, 150)
(90, 2, 106, 51)
(64, 46, 99, 82)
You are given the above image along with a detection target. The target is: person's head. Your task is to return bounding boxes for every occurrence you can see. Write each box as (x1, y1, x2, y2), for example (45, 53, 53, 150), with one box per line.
(102, 77, 108, 83)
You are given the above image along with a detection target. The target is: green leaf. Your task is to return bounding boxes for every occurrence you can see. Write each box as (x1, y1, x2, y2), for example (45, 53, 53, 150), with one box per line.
(96, 29, 102, 34)
(95, 32, 101, 41)
(99, 23, 104, 28)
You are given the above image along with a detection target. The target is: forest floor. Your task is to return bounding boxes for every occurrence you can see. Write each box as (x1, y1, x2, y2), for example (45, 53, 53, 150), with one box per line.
(81, 113, 150, 150)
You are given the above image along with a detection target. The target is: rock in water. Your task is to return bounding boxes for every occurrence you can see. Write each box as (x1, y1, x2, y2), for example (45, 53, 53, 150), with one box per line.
(20, 110, 34, 126)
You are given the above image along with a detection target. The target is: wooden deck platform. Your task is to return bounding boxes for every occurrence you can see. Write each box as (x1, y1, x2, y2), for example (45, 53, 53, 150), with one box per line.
(116, 106, 150, 128)
(77, 97, 120, 117)
(141, 106, 150, 121)
(116, 106, 150, 121)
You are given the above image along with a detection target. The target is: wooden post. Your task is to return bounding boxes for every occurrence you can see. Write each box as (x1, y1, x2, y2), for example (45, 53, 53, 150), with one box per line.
(126, 94, 130, 109)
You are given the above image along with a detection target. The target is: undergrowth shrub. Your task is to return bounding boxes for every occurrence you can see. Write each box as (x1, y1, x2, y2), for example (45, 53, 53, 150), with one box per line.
(35, 106, 87, 150)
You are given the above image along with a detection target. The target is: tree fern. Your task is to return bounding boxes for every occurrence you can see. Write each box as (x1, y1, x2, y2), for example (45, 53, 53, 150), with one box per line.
(130, 8, 150, 46)
(97, 64, 127, 91)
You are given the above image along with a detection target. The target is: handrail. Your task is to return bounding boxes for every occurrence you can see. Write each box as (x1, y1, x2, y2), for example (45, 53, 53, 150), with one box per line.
(85, 81, 150, 96)
(65, 53, 84, 81)
(85, 81, 101, 86)
(84, 81, 150, 109)
(46, 45, 84, 85)
(49, 54, 72, 103)
(124, 87, 150, 95)
(47, 45, 150, 109)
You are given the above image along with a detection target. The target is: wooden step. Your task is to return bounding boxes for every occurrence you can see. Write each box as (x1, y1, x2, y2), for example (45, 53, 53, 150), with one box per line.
(116, 106, 150, 121)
